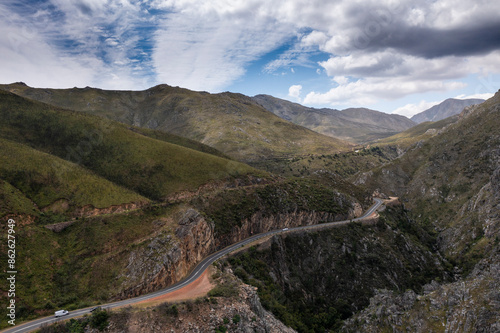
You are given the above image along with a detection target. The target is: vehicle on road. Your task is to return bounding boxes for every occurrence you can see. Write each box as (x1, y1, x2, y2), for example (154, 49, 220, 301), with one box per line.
(54, 310, 69, 317)
(3, 199, 383, 333)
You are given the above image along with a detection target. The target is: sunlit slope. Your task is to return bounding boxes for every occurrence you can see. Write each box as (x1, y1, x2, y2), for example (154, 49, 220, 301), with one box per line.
(374, 115, 459, 148)
(1, 83, 352, 161)
(0, 90, 261, 200)
(0, 138, 149, 217)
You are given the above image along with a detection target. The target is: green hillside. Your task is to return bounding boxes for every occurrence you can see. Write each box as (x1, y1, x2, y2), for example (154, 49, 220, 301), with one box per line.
(0, 138, 148, 217)
(0, 179, 38, 218)
(374, 115, 459, 148)
(0, 83, 352, 162)
(0, 90, 261, 201)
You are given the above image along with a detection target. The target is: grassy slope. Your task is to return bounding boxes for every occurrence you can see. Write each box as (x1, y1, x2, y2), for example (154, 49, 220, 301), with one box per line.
(0, 83, 352, 161)
(0, 179, 38, 218)
(0, 203, 185, 327)
(0, 90, 261, 201)
(251, 146, 397, 180)
(0, 138, 148, 213)
(374, 115, 458, 148)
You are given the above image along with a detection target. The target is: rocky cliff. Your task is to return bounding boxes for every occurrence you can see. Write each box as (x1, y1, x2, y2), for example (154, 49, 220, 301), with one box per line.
(117, 208, 216, 298)
(220, 207, 359, 248)
(116, 196, 360, 300)
(345, 92, 500, 331)
(226, 204, 447, 332)
(343, 247, 500, 332)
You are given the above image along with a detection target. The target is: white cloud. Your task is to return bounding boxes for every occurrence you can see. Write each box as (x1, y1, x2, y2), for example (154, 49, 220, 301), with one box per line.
(392, 100, 442, 118)
(302, 49, 500, 107)
(333, 76, 349, 85)
(0, 0, 156, 90)
(153, 1, 294, 91)
(288, 84, 302, 100)
(301, 30, 329, 47)
(1, 0, 500, 107)
(454, 93, 493, 100)
(303, 78, 465, 107)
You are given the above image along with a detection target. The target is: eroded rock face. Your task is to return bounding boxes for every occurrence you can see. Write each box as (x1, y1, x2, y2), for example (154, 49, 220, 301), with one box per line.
(221, 209, 355, 247)
(342, 105, 500, 332)
(343, 248, 500, 333)
(117, 209, 215, 299)
(117, 192, 361, 299)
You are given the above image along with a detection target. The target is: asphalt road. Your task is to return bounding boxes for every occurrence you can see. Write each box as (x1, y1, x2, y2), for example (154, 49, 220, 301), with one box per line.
(3, 198, 384, 333)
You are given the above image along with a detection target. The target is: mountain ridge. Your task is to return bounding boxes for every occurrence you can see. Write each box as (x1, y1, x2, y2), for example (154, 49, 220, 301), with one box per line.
(410, 97, 484, 123)
(0, 83, 352, 162)
(252, 94, 416, 143)
(0, 89, 261, 201)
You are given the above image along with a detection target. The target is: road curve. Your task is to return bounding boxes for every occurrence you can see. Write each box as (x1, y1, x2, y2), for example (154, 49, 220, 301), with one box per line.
(3, 198, 384, 333)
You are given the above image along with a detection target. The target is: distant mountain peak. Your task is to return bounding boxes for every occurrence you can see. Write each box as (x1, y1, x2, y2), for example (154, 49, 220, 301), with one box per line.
(410, 98, 485, 123)
(252, 95, 416, 144)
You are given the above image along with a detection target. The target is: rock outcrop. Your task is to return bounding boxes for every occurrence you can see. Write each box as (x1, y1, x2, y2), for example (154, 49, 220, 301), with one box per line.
(221, 208, 357, 248)
(117, 209, 216, 298)
(343, 248, 500, 332)
(116, 195, 361, 300)
(344, 91, 500, 332)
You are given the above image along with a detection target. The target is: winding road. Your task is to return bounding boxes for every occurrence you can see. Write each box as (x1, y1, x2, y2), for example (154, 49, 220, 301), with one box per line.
(2, 198, 384, 333)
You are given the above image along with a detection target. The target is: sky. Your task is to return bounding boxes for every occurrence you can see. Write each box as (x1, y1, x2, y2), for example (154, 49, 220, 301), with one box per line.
(1, 0, 499, 117)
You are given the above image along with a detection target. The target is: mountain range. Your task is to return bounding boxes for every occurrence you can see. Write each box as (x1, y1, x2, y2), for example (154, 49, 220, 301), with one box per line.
(252, 94, 416, 144)
(410, 98, 484, 123)
(0, 81, 498, 332)
(0, 83, 351, 162)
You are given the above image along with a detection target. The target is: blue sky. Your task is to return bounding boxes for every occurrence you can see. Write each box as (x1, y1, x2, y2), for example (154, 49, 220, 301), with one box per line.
(1, 0, 499, 117)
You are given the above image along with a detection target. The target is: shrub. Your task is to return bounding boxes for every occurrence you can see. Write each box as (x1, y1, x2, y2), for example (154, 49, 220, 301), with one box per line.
(90, 308, 110, 331)
(215, 325, 227, 333)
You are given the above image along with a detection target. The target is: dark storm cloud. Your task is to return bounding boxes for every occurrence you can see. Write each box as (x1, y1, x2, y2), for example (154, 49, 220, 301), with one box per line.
(364, 21, 500, 58)
(342, 0, 500, 59)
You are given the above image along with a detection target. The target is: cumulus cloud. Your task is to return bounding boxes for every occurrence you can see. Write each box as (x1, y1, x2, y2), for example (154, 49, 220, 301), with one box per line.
(304, 49, 500, 106)
(288, 84, 302, 100)
(303, 78, 466, 107)
(454, 93, 494, 100)
(392, 90, 493, 118)
(269, 0, 500, 106)
(392, 100, 442, 118)
(1, 0, 500, 106)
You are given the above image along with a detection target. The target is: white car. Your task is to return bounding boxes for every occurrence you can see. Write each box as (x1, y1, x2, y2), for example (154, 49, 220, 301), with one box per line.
(55, 310, 69, 317)
(282, 228, 289, 231)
